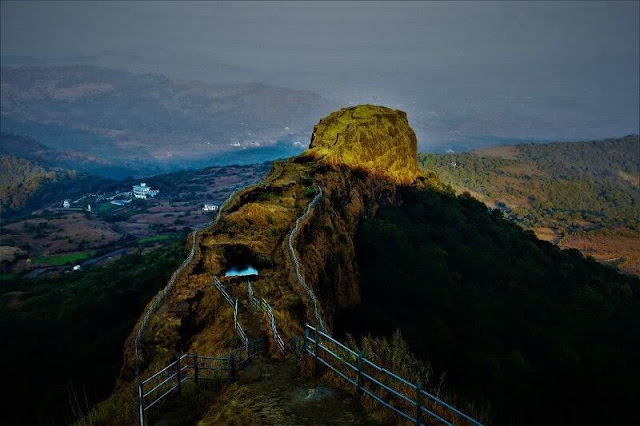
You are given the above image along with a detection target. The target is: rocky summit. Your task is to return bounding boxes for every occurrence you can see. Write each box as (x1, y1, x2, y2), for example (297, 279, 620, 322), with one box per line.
(304, 105, 420, 185)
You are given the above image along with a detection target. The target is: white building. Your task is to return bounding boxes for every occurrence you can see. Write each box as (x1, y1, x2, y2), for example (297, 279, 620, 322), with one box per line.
(63, 200, 71, 208)
(203, 204, 219, 211)
(132, 183, 159, 199)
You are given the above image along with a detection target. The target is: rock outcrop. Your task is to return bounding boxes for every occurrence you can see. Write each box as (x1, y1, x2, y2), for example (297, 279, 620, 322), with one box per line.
(305, 105, 419, 185)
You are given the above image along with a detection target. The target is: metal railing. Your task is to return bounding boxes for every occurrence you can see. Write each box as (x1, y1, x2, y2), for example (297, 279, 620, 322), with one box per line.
(247, 281, 286, 354)
(213, 277, 249, 346)
(138, 339, 263, 426)
(287, 186, 326, 331)
(134, 230, 198, 376)
(303, 324, 482, 426)
(234, 298, 249, 346)
(214, 276, 235, 306)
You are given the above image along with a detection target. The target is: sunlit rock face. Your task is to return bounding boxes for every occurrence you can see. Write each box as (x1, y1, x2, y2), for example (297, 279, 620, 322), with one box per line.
(304, 105, 419, 185)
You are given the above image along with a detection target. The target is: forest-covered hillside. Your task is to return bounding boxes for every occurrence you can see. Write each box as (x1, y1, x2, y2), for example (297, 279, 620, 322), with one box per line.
(0, 236, 186, 425)
(420, 135, 640, 274)
(0, 153, 108, 218)
(339, 184, 640, 426)
(0, 132, 138, 179)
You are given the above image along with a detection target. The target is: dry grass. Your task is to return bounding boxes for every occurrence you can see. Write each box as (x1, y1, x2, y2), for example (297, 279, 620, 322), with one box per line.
(560, 228, 640, 275)
(315, 331, 490, 425)
(475, 145, 520, 160)
(200, 358, 379, 425)
(99, 105, 441, 422)
(533, 227, 561, 243)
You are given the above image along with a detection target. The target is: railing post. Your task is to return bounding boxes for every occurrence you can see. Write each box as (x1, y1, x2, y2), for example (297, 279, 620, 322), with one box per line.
(138, 381, 145, 426)
(193, 353, 199, 385)
(234, 298, 238, 327)
(314, 326, 320, 376)
(416, 380, 423, 425)
(176, 355, 182, 394)
(357, 351, 364, 396)
(303, 323, 309, 353)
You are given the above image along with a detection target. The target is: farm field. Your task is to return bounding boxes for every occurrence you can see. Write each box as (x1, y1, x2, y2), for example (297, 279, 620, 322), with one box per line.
(0, 162, 271, 280)
(138, 234, 173, 245)
(33, 250, 97, 266)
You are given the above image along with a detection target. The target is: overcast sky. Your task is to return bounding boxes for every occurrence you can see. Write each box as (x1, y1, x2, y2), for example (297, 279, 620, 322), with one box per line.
(2, 1, 639, 147)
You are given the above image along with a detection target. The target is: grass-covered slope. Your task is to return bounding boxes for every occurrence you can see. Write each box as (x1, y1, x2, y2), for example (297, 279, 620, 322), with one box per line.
(338, 184, 640, 425)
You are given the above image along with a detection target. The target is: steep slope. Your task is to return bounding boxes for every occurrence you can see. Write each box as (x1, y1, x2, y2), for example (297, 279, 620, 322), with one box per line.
(345, 188, 639, 425)
(305, 105, 419, 184)
(103, 105, 638, 425)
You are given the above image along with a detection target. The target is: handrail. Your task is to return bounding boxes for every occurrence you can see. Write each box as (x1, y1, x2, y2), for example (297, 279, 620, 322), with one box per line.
(234, 298, 249, 346)
(213, 277, 249, 347)
(213, 276, 234, 306)
(303, 323, 483, 426)
(247, 282, 286, 354)
(287, 186, 326, 331)
(138, 339, 263, 425)
(141, 359, 179, 385)
(262, 298, 286, 354)
(134, 230, 198, 376)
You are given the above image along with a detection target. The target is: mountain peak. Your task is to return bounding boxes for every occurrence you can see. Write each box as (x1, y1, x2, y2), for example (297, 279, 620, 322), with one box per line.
(304, 105, 419, 184)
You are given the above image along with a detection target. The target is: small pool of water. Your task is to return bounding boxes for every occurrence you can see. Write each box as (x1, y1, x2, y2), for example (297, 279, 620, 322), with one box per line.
(224, 265, 259, 277)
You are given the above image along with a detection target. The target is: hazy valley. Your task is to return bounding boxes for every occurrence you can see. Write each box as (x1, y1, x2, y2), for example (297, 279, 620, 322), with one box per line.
(1, 65, 336, 176)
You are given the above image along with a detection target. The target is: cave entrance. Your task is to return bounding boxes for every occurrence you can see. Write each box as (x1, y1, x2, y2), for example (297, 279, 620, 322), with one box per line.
(224, 265, 259, 277)
(221, 244, 263, 277)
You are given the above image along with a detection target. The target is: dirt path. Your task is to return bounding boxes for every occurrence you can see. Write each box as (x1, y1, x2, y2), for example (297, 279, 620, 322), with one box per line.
(197, 358, 382, 425)
(148, 357, 382, 425)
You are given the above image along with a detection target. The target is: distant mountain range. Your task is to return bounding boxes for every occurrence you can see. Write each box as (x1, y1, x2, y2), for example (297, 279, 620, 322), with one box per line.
(0, 65, 336, 174)
(0, 132, 137, 178)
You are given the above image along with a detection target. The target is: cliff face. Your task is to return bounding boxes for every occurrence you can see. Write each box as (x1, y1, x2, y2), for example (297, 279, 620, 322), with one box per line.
(305, 105, 419, 185)
(119, 105, 422, 386)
